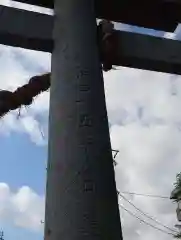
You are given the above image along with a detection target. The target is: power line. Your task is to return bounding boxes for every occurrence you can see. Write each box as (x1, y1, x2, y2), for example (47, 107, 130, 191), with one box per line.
(112, 149, 171, 201)
(120, 191, 170, 199)
(119, 192, 178, 234)
(113, 152, 170, 200)
(113, 150, 177, 235)
(119, 204, 175, 236)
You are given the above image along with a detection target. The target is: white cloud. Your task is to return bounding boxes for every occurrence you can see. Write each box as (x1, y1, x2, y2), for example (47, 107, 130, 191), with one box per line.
(0, 183, 44, 232)
(20, 116, 47, 145)
(164, 32, 176, 40)
(30, 91, 50, 114)
(0, 109, 48, 145)
(103, 67, 181, 239)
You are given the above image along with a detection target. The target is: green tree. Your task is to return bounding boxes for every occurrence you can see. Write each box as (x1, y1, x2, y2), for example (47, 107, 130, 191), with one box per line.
(174, 233, 181, 238)
(171, 173, 181, 202)
(171, 172, 181, 238)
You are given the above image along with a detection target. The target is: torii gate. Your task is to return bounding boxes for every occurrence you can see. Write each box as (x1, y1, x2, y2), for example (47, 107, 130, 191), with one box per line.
(2, 0, 181, 239)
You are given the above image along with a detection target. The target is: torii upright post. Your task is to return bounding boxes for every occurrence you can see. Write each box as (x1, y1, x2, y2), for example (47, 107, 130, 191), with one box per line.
(44, 0, 123, 239)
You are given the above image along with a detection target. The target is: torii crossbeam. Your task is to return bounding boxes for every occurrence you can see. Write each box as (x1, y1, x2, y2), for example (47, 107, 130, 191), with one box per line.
(11, 0, 181, 31)
(1, 5, 181, 74)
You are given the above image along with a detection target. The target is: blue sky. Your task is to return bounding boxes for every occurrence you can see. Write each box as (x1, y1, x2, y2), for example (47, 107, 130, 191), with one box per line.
(0, 132, 47, 195)
(0, 1, 181, 240)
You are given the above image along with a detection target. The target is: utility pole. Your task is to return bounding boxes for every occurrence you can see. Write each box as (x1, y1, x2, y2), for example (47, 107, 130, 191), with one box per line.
(44, 0, 122, 239)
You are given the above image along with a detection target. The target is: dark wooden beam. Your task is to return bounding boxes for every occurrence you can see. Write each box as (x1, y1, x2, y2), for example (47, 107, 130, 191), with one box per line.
(0, 4, 53, 52)
(1, 5, 181, 75)
(114, 31, 181, 75)
(13, 0, 181, 32)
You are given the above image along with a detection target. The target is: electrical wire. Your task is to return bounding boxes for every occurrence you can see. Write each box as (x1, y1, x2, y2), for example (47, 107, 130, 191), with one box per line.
(120, 191, 170, 199)
(119, 204, 175, 236)
(119, 192, 178, 234)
